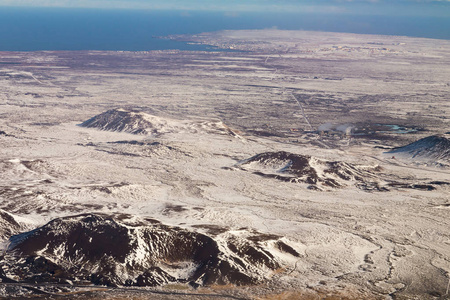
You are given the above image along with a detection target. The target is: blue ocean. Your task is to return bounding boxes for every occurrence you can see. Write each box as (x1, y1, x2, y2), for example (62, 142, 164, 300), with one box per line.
(0, 7, 449, 51)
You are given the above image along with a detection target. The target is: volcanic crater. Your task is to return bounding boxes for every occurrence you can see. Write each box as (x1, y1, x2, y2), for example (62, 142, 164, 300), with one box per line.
(2, 213, 301, 287)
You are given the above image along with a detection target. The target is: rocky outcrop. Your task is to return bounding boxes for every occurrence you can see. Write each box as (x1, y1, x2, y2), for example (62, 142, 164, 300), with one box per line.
(79, 109, 171, 135)
(2, 213, 300, 287)
(235, 151, 383, 190)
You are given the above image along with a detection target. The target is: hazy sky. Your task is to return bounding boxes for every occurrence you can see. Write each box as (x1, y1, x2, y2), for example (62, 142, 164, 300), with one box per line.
(0, 0, 449, 16)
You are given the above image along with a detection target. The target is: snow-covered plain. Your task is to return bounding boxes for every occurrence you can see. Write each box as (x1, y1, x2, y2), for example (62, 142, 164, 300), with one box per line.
(0, 30, 449, 299)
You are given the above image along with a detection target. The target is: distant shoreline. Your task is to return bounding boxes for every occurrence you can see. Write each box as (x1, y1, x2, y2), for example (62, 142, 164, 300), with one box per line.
(0, 29, 448, 55)
(0, 8, 449, 52)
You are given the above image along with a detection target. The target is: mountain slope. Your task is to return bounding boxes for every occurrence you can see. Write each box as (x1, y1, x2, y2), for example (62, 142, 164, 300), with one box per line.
(0, 209, 21, 241)
(386, 135, 450, 163)
(2, 213, 301, 287)
(235, 151, 383, 191)
(80, 108, 243, 138)
(79, 109, 177, 135)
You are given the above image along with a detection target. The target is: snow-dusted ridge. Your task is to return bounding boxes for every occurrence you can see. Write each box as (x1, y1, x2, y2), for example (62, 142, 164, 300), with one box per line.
(386, 135, 450, 165)
(0, 209, 21, 241)
(80, 108, 244, 139)
(235, 151, 440, 191)
(235, 151, 383, 190)
(2, 213, 302, 287)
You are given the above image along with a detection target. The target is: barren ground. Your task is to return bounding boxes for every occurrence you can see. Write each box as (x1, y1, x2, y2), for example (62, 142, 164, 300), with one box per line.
(0, 30, 449, 299)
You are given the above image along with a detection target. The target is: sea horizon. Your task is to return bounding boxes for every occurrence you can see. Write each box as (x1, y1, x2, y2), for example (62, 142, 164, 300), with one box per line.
(0, 7, 449, 52)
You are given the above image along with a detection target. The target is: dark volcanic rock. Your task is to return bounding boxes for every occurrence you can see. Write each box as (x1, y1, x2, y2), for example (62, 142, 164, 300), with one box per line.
(0, 209, 21, 240)
(80, 109, 240, 138)
(2, 214, 297, 287)
(79, 109, 166, 135)
(386, 135, 450, 162)
(236, 151, 381, 190)
(236, 151, 443, 192)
